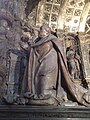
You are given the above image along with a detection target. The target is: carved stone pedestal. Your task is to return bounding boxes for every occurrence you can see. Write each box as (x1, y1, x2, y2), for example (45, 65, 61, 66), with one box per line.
(0, 105, 90, 120)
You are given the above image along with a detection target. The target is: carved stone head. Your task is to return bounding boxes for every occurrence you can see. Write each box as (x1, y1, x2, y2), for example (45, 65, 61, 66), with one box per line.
(39, 24, 51, 38)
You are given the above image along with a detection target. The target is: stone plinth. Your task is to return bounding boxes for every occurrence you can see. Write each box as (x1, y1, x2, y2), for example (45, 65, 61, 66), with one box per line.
(0, 105, 90, 120)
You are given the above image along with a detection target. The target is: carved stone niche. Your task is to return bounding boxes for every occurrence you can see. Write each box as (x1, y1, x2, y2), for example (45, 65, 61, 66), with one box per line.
(79, 33, 90, 88)
(62, 33, 88, 88)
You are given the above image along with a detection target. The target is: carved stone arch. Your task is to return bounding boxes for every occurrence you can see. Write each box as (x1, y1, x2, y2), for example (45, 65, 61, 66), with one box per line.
(79, 2, 90, 32)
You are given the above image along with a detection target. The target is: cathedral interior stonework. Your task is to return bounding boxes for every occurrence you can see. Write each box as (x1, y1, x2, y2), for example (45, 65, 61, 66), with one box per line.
(0, 0, 90, 108)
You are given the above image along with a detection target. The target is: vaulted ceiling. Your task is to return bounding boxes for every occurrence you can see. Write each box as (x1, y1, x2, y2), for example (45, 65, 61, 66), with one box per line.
(57, 0, 90, 33)
(34, 0, 90, 33)
(0, 0, 90, 33)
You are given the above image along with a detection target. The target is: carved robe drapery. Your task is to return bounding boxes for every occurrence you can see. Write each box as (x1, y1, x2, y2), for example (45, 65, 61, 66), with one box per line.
(21, 34, 90, 106)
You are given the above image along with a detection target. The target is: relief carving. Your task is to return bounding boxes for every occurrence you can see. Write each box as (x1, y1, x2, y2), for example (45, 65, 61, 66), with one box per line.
(0, 0, 90, 108)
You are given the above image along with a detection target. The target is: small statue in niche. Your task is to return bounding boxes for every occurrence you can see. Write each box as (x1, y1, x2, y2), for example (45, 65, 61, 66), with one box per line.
(66, 46, 81, 80)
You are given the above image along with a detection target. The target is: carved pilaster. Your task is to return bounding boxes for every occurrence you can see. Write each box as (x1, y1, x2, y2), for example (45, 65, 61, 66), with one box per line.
(79, 32, 90, 87)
